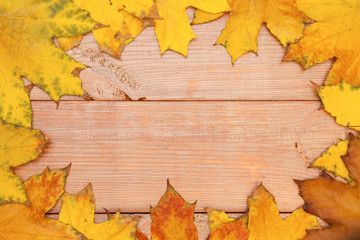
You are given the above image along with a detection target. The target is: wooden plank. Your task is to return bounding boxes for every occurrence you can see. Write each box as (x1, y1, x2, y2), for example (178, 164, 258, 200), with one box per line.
(29, 13, 332, 101)
(15, 101, 352, 213)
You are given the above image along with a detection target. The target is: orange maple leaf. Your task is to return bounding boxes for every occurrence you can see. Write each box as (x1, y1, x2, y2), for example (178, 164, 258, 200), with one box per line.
(151, 180, 197, 240)
(206, 208, 249, 240)
(0, 165, 85, 239)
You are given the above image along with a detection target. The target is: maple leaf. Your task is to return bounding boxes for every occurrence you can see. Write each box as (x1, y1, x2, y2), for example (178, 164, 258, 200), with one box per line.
(206, 208, 249, 240)
(58, 35, 83, 52)
(59, 0, 158, 58)
(205, 184, 318, 240)
(247, 184, 319, 240)
(318, 80, 360, 131)
(0, 0, 98, 128)
(296, 133, 360, 240)
(59, 183, 139, 240)
(151, 180, 197, 240)
(284, 0, 360, 86)
(0, 122, 47, 205)
(153, 0, 231, 56)
(0, 165, 86, 239)
(193, 0, 308, 64)
(191, 7, 228, 25)
(312, 138, 351, 183)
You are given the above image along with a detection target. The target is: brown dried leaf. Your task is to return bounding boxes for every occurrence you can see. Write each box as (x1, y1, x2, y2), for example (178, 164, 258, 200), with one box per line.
(297, 133, 360, 240)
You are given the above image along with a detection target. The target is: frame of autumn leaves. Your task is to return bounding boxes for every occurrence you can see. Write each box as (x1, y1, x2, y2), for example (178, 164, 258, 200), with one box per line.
(0, 0, 359, 239)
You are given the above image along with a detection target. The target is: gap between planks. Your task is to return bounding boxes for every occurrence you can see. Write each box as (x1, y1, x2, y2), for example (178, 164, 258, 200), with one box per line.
(31, 99, 321, 102)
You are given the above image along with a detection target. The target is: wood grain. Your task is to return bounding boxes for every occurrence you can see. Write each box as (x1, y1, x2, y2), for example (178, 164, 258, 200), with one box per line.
(16, 101, 352, 213)
(28, 13, 333, 101)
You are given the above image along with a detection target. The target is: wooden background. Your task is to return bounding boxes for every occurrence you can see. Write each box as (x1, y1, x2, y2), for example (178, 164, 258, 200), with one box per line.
(17, 11, 350, 239)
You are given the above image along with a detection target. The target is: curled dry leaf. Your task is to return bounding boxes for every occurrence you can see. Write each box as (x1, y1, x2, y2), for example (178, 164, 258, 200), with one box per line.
(312, 138, 351, 183)
(0, 122, 47, 205)
(206, 208, 249, 240)
(296, 133, 360, 240)
(151, 180, 197, 240)
(154, 0, 231, 56)
(284, 0, 360, 86)
(59, 0, 158, 58)
(193, 0, 308, 64)
(0, 165, 86, 239)
(0, 0, 98, 127)
(318, 81, 360, 131)
(59, 184, 138, 240)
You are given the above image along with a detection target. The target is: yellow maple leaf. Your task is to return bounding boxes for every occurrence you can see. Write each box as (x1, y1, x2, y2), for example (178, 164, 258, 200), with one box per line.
(0, 0, 98, 128)
(207, 208, 235, 230)
(59, 0, 158, 58)
(59, 183, 138, 240)
(284, 0, 360, 86)
(191, 0, 236, 25)
(151, 180, 197, 240)
(206, 208, 249, 240)
(154, 0, 231, 56)
(0, 166, 85, 239)
(312, 138, 351, 183)
(192, 8, 227, 25)
(58, 35, 83, 52)
(318, 80, 360, 131)
(193, 0, 308, 64)
(248, 184, 319, 240)
(0, 122, 47, 205)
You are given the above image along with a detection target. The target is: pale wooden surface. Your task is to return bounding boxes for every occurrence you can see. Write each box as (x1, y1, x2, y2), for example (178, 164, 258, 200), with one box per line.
(16, 10, 350, 239)
(17, 101, 351, 213)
